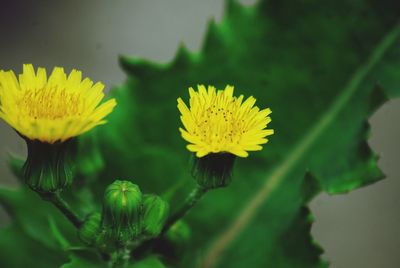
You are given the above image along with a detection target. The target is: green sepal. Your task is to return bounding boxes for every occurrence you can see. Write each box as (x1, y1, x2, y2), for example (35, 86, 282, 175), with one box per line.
(78, 213, 117, 252)
(78, 212, 102, 246)
(192, 153, 236, 189)
(94, 229, 118, 253)
(102, 180, 143, 242)
(22, 138, 76, 193)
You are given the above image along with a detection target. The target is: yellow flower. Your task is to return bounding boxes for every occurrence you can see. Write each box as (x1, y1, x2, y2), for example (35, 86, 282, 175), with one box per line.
(177, 85, 274, 158)
(0, 64, 117, 143)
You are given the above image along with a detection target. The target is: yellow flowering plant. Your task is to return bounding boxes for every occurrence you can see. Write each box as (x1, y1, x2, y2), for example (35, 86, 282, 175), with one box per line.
(0, 0, 399, 267)
(0, 62, 274, 265)
(0, 64, 274, 266)
(0, 64, 116, 143)
(177, 85, 273, 188)
(0, 64, 116, 195)
(178, 85, 273, 158)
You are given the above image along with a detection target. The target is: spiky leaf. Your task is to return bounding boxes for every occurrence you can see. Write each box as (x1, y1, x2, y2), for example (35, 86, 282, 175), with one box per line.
(95, 0, 400, 267)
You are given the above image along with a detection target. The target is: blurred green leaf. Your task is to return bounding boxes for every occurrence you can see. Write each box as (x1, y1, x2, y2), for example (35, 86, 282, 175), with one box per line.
(0, 225, 68, 268)
(60, 253, 165, 268)
(49, 216, 70, 249)
(129, 256, 166, 268)
(0, 186, 80, 250)
(94, 0, 400, 267)
(60, 254, 106, 268)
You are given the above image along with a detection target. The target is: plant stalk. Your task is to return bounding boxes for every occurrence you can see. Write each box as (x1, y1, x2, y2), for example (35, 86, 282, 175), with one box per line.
(110, 245, 130, 268)
(162, 184, 208, 233)
(39, 192, 82, 228)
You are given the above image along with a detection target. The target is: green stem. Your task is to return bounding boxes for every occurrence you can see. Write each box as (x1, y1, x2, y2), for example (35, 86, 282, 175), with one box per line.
(162, 184, 208, 233)
(110, 245, 130, 268)
(130, 185, 209, 256)
(39, 192, 82, 228)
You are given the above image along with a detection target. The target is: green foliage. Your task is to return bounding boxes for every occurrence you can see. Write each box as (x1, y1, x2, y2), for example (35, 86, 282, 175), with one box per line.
(128, 257, 166, 268)
(1, 0, 400, 267)
(78, 212, 102, 246)
(98, 0, 400, 266)
(142, 194, 169, 237)
(0, 225, 68, 268)
(60, 250, 109, 268)
(103, 180, 143, 242)
(0, 186, 78, 250)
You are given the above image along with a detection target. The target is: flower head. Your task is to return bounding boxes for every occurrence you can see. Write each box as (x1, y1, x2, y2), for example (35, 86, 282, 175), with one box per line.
(0, 64, 116, 143)
(177, 85, 273, 158)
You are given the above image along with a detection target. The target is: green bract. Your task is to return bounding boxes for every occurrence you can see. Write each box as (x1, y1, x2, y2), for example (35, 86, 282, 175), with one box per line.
(23, 139, 76, 193)
(102, 180, 143, 242)
(192, 153, 236, 189)
(78, 212, 101, 246)
(142, 195, 169, 237)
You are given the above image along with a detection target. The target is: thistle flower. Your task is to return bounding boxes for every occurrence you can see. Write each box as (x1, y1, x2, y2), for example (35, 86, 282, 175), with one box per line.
(0, 64, 116, 192)
(0, 64, 116, 143)
(177, 85, 273, 158)
(177, 85, 273, 188)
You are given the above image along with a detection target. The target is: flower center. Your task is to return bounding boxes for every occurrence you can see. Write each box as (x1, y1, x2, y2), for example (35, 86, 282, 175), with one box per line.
(195, 98, 247, 145)
(18, 87, 82, 120)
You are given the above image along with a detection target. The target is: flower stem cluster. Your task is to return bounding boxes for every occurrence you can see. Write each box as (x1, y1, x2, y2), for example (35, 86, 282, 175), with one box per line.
(0, 68, 274, 266)
(164, 85, 274, 234)
(78, 180, 169, 255)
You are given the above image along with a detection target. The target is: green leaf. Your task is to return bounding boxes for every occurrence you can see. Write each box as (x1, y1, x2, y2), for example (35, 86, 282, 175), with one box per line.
(60, 253, 165, 268)
(0, 225, 68, 268)
(0, 186, 80, 250)
(49, 216, 71, 249)
(60, 254, 107, 268)
(129, 256, 166, 268)
(87, 0, 400, 267)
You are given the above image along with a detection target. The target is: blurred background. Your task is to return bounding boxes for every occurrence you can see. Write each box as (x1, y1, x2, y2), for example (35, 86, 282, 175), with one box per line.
(0, 1, 399, 267)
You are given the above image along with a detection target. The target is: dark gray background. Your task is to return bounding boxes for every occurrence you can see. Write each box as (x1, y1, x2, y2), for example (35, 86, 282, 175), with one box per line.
(0, 1, 399, 267)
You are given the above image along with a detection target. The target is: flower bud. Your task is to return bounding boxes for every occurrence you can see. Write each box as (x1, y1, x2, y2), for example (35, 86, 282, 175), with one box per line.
(102, 180, 143, 242)
(23, 139, 76, 193)
(78, 212, 101, 245)
(166, 220, 191, 243)
(192, 153, 236, 189)
(164, 220, 191, 257)
(94, 230, 114, 253)
(142, 194, 169, 237)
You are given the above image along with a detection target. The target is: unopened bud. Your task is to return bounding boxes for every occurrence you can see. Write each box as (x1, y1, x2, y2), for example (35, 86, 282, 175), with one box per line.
(166, 220, 191, 243)
(102, 180, 143, 242)
(78, 212, 101, 245)
(142, 194, 169, 237)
